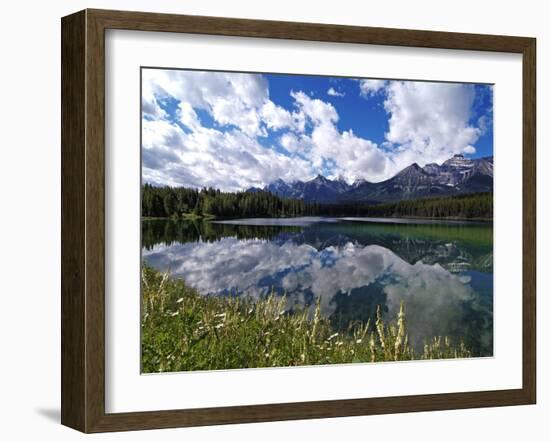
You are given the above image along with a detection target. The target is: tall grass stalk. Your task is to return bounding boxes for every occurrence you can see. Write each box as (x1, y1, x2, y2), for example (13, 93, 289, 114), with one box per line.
(141, 266, 471, 373)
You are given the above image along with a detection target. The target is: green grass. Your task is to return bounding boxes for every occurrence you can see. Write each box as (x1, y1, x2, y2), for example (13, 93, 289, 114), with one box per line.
(141, 266, 471, 373)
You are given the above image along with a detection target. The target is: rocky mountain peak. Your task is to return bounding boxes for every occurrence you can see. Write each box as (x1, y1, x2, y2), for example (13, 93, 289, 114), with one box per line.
(311, 174, 329, 183)
(256, 154, 493, 204)
(443, 154, 474, 169)
(395, 162, 425, 178)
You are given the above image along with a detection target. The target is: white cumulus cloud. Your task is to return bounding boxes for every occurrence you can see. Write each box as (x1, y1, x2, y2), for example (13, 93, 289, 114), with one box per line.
(143, 69, 297, 137)
(327, 87, 345, 97)
(383, 81, 482, 170)
(288, 91, 390, 183)
(142, 115, 312, 191)
(359, 79, 387, 97)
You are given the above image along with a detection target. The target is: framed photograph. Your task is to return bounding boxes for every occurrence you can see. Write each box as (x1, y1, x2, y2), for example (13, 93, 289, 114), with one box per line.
(61, 9, 536, 433)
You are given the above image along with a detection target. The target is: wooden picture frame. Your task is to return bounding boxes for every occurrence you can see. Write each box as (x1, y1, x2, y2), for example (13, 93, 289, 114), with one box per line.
(61, 8, 536, 433)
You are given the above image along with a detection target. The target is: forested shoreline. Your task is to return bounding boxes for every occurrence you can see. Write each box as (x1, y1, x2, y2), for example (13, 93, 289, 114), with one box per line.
(142, 183, 493, 220)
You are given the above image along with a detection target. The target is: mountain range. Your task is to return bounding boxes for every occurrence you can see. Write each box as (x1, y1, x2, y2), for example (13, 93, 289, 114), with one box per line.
(247, 154, 493, 203)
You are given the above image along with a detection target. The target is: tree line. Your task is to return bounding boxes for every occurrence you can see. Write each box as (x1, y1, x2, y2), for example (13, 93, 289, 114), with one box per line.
(142, 183, 492, 219)
(319, 192, 493, 219)
(142, 184, 319, 218)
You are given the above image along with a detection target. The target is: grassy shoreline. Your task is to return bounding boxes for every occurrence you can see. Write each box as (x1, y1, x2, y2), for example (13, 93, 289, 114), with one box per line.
(141, 266, 472, 373)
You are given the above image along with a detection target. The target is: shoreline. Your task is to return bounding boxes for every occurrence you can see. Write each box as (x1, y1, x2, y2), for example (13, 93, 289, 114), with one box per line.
(142, 215, 493, 224)
(141, 266, 475, 373)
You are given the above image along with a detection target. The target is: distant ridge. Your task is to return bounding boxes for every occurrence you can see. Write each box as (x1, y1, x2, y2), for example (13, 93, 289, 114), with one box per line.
(250, 154, 493, 203)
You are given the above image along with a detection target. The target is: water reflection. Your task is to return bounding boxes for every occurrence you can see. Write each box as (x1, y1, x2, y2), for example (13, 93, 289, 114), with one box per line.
(142, 218, 493, 356)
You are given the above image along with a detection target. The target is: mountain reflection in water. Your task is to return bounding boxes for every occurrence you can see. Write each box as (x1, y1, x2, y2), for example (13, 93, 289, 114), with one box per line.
(142, 218, 493, 356)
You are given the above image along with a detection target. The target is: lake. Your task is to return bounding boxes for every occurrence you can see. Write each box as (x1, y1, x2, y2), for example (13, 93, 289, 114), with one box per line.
(142, 217, 493, 357)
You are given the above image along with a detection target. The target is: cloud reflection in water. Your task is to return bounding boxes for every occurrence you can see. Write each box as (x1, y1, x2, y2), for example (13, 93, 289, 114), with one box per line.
(143, 235, 492, 354)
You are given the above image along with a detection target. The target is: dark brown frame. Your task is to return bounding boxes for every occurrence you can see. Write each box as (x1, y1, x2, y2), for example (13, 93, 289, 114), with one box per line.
(61, 8, 536, 433)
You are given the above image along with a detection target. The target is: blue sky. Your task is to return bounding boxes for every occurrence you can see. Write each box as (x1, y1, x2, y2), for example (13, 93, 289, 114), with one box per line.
(142, 68, 493, 191)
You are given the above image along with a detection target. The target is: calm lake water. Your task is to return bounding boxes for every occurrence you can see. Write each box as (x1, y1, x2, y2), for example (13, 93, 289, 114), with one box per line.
(142, 217, 493, 356)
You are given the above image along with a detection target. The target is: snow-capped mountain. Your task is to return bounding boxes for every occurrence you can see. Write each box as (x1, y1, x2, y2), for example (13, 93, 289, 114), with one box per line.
(264, 178, 298, 198)
(299, 174, 349, 202)
(253, 154, 493, 203)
